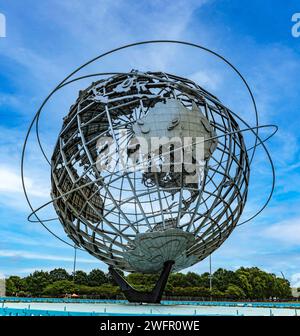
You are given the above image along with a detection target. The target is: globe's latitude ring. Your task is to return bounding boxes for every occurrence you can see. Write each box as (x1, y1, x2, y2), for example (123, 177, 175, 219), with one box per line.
(21, 41, 277, 274)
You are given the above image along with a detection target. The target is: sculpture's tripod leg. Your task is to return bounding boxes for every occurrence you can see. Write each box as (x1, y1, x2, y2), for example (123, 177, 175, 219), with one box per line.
(109, 260, 174, 303)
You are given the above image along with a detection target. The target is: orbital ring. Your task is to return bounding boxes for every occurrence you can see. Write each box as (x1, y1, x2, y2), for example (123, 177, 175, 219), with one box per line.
(27, 124, 277, 227)
(21, 41, 271, 251)
(35, 41, 259, 167)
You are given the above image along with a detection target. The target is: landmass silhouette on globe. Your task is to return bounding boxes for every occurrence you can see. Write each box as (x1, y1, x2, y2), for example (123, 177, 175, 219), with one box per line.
(22, 41, 276, 303)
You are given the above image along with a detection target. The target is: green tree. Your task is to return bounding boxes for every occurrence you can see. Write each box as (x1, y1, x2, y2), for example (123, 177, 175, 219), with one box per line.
(6, 276, 25, 296)
(236, 272, 253, 297)
(210, 288, 224, 298)
(225, 284, 246, 299)
(273, 278, 291, 298)
(234, 267, 290, 300)
(185, 272, 202, 287)
(213, 268, 239, 292)
(164, 282, 174, 296)
(74, 270, 88, 285)
(43, 280, 76, 296)
(5, 266, 292, 300)
(168, 273, 186, 287)
(198, 272, 210, 288)
(97, 284, 120, 298)
(24, 271, 51, 297)
(87, 269, 107, 286)
(49, 268, 70, 282)
(127, 273, 157, 287)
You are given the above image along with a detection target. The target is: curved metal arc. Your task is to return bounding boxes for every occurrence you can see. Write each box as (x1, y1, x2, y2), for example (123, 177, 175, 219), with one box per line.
(21, 41, 273, 251)
(35, 40, 259, 166)
(27, 124, 276, 227)
(21, 73, 125, 250)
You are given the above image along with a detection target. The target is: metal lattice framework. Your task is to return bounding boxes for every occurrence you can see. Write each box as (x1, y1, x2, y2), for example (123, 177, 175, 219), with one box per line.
(22, 41, 277, 277)
(51, 71, 250, 272)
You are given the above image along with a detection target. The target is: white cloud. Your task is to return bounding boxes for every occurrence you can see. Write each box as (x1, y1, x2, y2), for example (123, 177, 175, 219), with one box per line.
(0, 165, 49, 211)
(0, 93, 22, 108)
(0, 0, 209, 83)
(0, 166, 45, 197)
(0, 0, 299, 281)
(0, 45, 63, 85)
(263, 217, 300, 245)
(0, 249, 98, 264)
(189, 70, 223, 91)
(0, 230, 62, 249)
(273, 131, 299, 167)
(291, 273, 300, 288)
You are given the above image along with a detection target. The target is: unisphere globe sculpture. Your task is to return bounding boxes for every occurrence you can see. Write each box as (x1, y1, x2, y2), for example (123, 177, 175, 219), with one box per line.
(50, 71, 249, 275)
(22, 41, 277, 303)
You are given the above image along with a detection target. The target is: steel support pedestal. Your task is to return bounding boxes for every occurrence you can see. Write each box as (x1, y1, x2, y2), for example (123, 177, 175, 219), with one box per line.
(109, 260, 174, 303)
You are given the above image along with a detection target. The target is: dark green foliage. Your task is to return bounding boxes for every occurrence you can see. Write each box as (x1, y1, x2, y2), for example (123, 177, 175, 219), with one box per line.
(22, 271, 51, 297)
(234, 267, 292, 299)
(73, 270, 88, 285)
(49, 268, 71, 282)
(5, 276, 25, 296)
(43, 280, 76, 296)
(225, 284, 246, 299)
(5, 266, 292, 300)
(212, 268, 239, 292)
(87, 269, 107, 286)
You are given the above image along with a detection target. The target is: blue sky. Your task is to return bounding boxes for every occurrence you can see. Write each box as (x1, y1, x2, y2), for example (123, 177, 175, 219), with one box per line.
(0, 0, 300, 287)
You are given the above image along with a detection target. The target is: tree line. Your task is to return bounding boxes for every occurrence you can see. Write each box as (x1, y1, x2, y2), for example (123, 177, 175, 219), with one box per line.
(5, 266, 291, 300)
